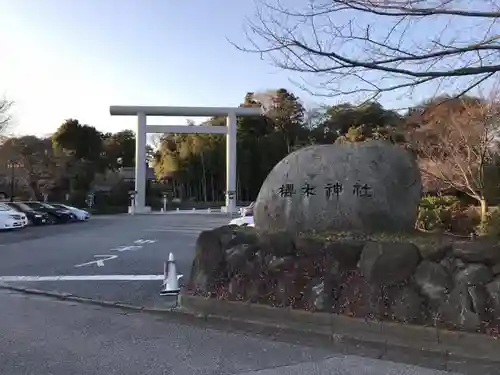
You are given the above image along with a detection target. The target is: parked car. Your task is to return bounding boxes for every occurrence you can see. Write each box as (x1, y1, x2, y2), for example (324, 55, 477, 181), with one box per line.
(50, 203, 90, 221)
(0, 204, 28, 230)
(239, 202, 254, 217)
(231, 202, 255, 227)
(229, 215, 254, 227)
(21, 201, 76, 224)
(4, 202, 52, 225)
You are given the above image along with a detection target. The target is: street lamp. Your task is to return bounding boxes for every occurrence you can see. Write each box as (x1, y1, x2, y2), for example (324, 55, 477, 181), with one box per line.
(7, 160, 23, 202)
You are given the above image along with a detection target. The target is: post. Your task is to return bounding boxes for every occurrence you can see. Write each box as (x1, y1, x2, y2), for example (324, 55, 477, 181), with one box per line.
(226, 111, 237, 213)
(135, 112, 147, 212)
(9, 164, 14, 202)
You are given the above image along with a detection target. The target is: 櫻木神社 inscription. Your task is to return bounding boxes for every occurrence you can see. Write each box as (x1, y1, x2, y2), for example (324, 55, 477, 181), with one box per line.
(277, 182, 373, 199)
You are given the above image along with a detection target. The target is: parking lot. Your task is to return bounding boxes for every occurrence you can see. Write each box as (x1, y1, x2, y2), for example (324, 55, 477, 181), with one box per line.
(0, 213, 230, 308)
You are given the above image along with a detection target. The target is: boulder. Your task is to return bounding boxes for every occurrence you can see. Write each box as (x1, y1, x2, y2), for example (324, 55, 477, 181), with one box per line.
(491, 263, 500, 275)
(304, 278, 330, 312)
(414, 261, 453, 303)
(486, 277, 500, 319)
(258, 231, 296, 257)
(452, 240, 500, 265)
(225, 243, 258, 276)
(418, 239, 452, 262)
(439, 256, 466, 276)
(324, 240, 364, 269)
(391, 286, 426, 324)
(294, 236, 325, 257)
(336, 271, 383, 319)
(360, 242, 421, 285)
(189, 229, 229, 294)
(440, 284, 489, 331)
(253, 141, 422, 233)
(454, 264, 493, 286)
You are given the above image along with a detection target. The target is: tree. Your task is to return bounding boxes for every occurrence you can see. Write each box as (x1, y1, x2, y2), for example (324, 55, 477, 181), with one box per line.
(239, 0, 500, 101)
(102, 130, 136, 169)
(320, 101, 403, 139)
(0, 136, 58, 199)
(52, 119, 105, 192)
(265, 88, 306, 153)
(52, 119, 103, 161)
(0, 96, 12, 131)
(407, 95, 500, 225)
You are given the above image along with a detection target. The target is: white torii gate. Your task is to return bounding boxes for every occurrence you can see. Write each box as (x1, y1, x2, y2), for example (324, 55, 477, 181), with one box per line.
(109, 105, 262, 214)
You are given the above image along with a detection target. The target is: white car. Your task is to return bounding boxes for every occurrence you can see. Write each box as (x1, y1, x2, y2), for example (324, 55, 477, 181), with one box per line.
(239, 202, 254, 217)
(230, 215, 254, 227)
(0, 204, 28, 230)
(230, 202, 255, 227)
(50, 203, 90, 221)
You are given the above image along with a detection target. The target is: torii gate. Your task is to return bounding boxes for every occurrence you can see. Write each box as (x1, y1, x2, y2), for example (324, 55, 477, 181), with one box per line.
(109, 105, 262, 214)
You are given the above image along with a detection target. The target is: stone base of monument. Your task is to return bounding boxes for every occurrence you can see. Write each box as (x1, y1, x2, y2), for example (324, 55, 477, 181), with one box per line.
(187, 225, 500, 336)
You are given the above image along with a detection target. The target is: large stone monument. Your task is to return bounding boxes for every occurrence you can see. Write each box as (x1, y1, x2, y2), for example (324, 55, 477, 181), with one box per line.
(254, 141, 422, 233)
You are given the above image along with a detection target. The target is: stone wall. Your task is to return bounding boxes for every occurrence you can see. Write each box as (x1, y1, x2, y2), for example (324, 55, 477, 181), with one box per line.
(187, 225, 500, 335)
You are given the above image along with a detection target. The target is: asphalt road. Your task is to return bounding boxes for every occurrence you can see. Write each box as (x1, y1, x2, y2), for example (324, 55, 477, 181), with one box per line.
(0, 289, 460, 375)
(0, 213, 230, 308)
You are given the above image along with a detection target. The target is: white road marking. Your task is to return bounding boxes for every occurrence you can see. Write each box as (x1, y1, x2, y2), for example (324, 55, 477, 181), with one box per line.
(0, 275, 164, 282)
(111, 245, 143, 252)
(134, 239, 157, 244)
(144, 228, 207, 233)
(74, 255, 118, 268)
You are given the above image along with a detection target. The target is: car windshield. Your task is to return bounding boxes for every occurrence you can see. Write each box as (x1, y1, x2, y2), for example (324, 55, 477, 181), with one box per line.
(0, 204, 11, 211)
(12, 203, 33, 211)
(39, 202, 56, 209)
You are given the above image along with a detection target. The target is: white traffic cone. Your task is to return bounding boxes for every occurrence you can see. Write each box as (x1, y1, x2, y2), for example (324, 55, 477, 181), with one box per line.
(160, 252, 183, 296)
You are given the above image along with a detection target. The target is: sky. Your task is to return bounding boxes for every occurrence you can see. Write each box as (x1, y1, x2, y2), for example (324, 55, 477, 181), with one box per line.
(0, 0, 494, 138)
(1, 0, 314, 137)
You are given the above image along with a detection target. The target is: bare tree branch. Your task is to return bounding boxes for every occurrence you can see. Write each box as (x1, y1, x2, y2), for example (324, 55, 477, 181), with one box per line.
(407, 93, 500, 221)
(234, 0, 500, 102)
(0, 96, 12, 132)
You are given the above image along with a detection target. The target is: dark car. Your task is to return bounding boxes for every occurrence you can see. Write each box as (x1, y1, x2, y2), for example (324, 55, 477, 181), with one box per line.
(21, 201, 76, 224)
(5, 202, 52, 225)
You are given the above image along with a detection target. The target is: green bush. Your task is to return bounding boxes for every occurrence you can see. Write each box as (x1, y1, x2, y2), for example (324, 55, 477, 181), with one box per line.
(417, 195, 457, 231)
(417, 195, 480, 235)
(417, 195, 461, 232)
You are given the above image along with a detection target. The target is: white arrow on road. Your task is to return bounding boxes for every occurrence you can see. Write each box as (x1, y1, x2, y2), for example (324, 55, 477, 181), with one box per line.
(111, 245, 143, 252)
(134, 239, 157, 245)
(74, 255, 118, 268)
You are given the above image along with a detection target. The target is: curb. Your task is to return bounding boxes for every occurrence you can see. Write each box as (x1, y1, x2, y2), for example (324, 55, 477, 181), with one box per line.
(3, 284, 500, 373)
(0, 284, 146, 312)
(180, 294, 500, 365)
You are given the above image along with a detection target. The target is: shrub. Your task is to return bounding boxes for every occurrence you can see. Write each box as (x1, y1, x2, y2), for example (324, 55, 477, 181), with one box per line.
(417, 195, 457, 232)
(416, 195, 478, 234)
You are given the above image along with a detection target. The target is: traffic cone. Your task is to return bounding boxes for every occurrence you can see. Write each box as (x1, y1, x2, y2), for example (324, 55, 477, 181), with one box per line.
(160, 252, 183, 296)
